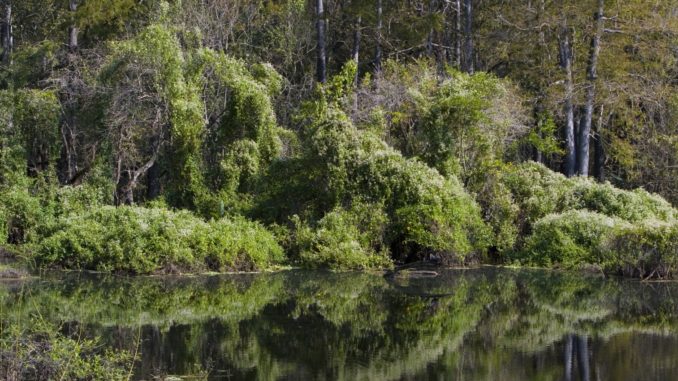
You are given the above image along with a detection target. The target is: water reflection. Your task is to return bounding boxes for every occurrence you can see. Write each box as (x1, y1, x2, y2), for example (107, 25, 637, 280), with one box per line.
(2, 268, 678, 380)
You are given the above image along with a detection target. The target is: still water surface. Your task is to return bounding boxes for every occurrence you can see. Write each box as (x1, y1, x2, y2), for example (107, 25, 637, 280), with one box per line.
(3, 267, 678, 380)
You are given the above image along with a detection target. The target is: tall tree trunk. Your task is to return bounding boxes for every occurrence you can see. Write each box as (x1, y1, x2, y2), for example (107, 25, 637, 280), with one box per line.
(59, 0, 80, 183)
(577, 0, 604, 176)
(375, 0, 383, 72)
(353, 15, 361, 84)
(1, 0, 12, 65)
(559, 21, 576, 177)
(352, 14, 361, 111)
(68, 0, 79, 53)
(454, 0, 461, 68)
(315, 0, 326, 83)
(461, 0, 473, 73)
(593, 106, 606, 181)
(427, 0, 435, 57)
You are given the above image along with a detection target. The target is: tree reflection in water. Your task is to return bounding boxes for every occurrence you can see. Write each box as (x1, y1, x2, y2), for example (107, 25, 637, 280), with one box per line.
(2, 268, 678, 380)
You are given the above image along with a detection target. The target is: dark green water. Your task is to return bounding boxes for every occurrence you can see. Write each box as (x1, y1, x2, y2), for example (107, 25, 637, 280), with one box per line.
(3, 267, 678, 380)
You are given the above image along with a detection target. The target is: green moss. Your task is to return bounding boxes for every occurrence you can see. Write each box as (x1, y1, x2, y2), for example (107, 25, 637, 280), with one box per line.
(35, 206, 283, 274)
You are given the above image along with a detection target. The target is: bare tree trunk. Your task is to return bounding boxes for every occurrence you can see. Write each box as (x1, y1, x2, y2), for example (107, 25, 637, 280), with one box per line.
(59, 0, 80, 184)
(559, 21, 576, 177)
(1, 0, 12, 65)
(427, 0, 435, 57)
(353, 15, 361, 84)
(577, 0, 604, 176)
(316, 0, 326, 83)
(593, 106, 606, 181)
(375, 0, 383, 72)
(454, 0, 461, 68)
(352, 14, 361, 112)
(461, 0, 474, 73)
(68, 0, 79, 53)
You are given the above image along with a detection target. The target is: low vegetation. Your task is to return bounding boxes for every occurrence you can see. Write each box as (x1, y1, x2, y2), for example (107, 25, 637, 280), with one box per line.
(36, 206, 284, 274)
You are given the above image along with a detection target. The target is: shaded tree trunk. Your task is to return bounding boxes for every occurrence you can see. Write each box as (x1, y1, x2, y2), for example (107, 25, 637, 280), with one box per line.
(577, 0, 604, 176)
(454, 0, 461, 68)
(375, 0, 383, 72)
(68, 0, 78, 53)
(427, 0, 435, 57)
(559, 22, 576, 177)
(316, 0, 326, 83)
(352, 15, 361, 84)
(59, 0, 80, 184)
(146, 162, 162, 200)
(1, 0, 11, 65)
(593, 106, 606, 181)
(461, 0, 473, 73)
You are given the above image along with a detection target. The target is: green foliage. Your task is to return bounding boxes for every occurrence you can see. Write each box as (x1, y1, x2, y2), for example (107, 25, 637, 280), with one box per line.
(103, 20, 206, 208)
(293, 201, 392, 270)
(418, 71, 505, 179)
(4, 41, 59, 88)
(475, 170, 520, 253)
(0, 318, 132, 381)
(525, 114, 564, 156)
(36, 206, 283, 274)
(0, 179, 45, 245)
(14, 89, 61, 172)
(257, 96, 490, 266)
(602, 221, 678, 279)
(502, 162, 677, 229)
(520, 210, 628, 268)
(518, 210, 678, 279)
(360, 63, 528, 188)
(198, 50, 285, 214)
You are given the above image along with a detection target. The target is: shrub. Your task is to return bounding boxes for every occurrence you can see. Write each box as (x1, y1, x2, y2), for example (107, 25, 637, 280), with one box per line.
(257, 102, 491, 266)
(294, 202, 392, 270)
(502, 161, 677, 229)
(0, 182, 46, 245)
(36, 206, 283, 274)
(602, 221, 678, 279)
(519, 210, 629, 268)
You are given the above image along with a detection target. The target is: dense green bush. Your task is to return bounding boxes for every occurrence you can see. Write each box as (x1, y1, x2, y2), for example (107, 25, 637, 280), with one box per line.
(500, 162, 678, 278)
(0, 180, 46, 245)
(519, 211, 678, 279)
(520, 210, 629, 268)
(502, 162, 677, 228)
(293, 202, 392, 270)
(36, 206, 283, 274)
(256, 97, 490, 267)
(602, 221, 678, 279)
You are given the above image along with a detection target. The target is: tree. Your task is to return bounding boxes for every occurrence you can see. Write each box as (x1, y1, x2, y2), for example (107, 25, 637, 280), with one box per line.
(559, 16, 576, 177)
(577, 0, 604, 176)
(375, 0, 382, 72)
(461, 0, 473, 73)
(1, 0, 11, 65)
(316, 0, 327, 83)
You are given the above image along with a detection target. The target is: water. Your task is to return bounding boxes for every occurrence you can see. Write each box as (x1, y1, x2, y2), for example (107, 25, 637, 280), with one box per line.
(2, 267, 678, 380)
